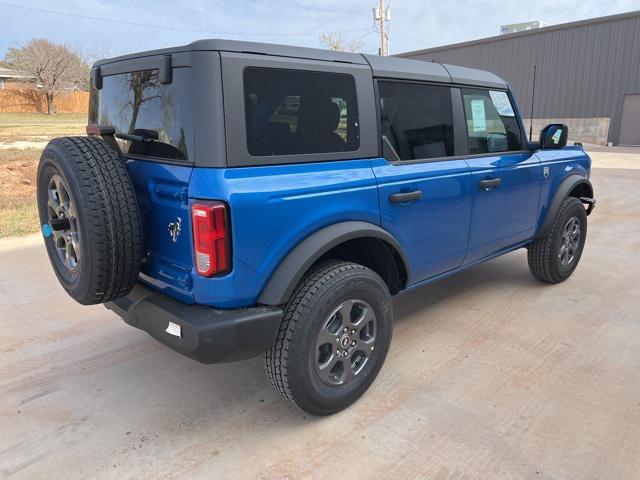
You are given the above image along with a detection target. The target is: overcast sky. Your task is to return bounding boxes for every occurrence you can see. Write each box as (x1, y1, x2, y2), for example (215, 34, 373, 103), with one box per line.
(1, 0, 639, 60)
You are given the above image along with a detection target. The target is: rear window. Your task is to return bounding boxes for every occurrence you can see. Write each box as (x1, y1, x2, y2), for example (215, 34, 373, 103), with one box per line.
(243, 67, 359, 156)
(89, 68, 194, 161)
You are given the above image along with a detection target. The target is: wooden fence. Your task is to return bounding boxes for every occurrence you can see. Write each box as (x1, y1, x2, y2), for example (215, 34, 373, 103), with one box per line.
(0, 90, 89, 113)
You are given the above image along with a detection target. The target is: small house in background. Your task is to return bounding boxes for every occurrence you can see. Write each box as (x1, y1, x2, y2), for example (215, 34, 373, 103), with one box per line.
(0, 67, 37, 90)
(0, 67, 87, 113)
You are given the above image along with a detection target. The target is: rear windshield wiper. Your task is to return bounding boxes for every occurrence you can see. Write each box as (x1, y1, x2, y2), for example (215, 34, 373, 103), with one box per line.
(115, 129, 159, 143)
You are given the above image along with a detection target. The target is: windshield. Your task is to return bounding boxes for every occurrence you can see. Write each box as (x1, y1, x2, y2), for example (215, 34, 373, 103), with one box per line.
(89, 67, 194, 162)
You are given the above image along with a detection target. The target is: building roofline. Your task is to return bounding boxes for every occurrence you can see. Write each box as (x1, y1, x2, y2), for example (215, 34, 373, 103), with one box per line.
(398, 9, 640, 58)
(0, 68, 36, 80)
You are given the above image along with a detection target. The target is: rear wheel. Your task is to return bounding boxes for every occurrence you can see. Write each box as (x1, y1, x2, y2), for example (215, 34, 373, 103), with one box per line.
(528, 197, 587, 283)
(264, 261, 393, 415)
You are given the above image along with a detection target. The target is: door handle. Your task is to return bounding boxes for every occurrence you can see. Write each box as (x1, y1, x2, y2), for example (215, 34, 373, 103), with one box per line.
(478, 178, 502, 190)
(389, 190, 422, 203)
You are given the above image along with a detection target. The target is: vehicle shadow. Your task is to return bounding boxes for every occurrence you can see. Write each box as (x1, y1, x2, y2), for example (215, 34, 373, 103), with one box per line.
(1, 248, 545, 475)
(93, 251, 538, 424)
(392, 249, 539, 321)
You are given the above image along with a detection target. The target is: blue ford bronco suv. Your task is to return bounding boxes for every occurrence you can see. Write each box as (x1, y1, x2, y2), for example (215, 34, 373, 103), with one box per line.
(37, 40, 595, 415)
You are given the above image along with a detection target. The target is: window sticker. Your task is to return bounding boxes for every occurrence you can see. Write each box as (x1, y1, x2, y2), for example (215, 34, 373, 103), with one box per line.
(471, 99, 486, 131)
(489, 91, 515, 117)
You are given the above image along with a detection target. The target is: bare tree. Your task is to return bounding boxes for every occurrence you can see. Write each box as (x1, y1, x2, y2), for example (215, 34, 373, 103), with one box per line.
(319, 33, 363, 53)
(5, 39, 90, 114)
(124, 70, 161, 134)
(81, 43, 125, 67)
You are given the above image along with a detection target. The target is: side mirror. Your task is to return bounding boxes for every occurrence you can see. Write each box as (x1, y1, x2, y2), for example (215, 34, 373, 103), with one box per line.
(540, 123, 568, 149)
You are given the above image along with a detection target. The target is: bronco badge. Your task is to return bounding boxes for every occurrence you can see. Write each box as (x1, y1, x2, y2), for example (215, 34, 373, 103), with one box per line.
(168, 217, 182, 243)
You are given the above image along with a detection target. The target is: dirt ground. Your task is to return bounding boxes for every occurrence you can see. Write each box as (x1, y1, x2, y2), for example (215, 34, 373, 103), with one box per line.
(0, 151, 638, 479)
(0, 113, 85, 237)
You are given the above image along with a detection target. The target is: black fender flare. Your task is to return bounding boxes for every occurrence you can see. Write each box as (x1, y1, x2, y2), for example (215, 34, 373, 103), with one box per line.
(537, 174, 594, 238)
(257, 221, 410, 306)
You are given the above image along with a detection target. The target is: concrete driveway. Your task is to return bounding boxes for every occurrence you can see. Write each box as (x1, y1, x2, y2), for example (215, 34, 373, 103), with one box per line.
(1, 152, 639, 479)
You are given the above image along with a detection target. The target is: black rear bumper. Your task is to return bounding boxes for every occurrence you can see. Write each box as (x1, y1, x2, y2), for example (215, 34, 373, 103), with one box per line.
(105, 284, 283, 364)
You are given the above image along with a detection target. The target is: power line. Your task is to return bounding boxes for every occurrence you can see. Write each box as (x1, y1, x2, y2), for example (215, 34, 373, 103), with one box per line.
(352, 30, 376, 42)
(390, 28, 430, 47)
(0, 1, 369, 38)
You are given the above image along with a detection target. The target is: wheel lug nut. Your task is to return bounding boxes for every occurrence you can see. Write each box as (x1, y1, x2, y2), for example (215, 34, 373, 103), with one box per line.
(336, 349, 340, 356)
(351, 329, 356, 335)
(351, 340, 356, 347)
(343, 327, 348, 333)
(343, 351, 348, 357)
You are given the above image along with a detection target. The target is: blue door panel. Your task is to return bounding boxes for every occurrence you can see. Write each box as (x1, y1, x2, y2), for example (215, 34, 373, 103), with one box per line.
(464, 152, 542, 263)
(370, 157, 473, 283)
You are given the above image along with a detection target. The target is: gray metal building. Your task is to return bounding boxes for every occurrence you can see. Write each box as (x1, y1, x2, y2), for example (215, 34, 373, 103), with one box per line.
(399, 10, 640, 145)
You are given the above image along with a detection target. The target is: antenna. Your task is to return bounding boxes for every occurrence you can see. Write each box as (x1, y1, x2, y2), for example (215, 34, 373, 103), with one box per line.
(529, 64, 537, 141)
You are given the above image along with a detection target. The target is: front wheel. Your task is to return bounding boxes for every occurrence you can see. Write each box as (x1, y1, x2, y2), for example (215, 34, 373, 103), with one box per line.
(264, 261, 393, 415)
(528, 196, 588, 283)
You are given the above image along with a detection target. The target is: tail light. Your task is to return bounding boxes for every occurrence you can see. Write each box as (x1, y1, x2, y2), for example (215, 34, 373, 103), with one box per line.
(191, 202, 231, 277)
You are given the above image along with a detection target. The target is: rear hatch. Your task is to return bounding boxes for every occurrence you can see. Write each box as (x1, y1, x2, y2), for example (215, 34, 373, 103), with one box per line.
(89, 64, 196, 303)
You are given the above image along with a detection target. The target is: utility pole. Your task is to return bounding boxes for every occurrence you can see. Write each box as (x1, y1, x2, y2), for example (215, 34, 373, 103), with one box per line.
(373, 0, 390, 56)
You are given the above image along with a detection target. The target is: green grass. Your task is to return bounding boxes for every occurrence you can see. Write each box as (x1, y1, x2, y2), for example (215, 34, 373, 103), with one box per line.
(0, 200, 38, 238)
(0, 147, 40, 238)
(0, 112, 86, 145)
(0, 112, 86, 126)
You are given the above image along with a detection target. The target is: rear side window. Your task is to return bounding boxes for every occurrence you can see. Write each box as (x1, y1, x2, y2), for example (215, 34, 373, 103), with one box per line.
(89, 68, 194, 161)
(462, 88, 523, 154)
(378, 81, 454, 161)
(243, 68, 359, 156)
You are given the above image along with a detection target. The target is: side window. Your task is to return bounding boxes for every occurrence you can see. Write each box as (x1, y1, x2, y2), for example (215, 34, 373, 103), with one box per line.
(243, 68, 359, 156)
(378, 81, 454, 161)
(462, 88, 523, 154)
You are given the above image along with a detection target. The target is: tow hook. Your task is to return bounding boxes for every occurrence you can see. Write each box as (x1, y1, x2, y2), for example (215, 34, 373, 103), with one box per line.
(580, 197, 596, 215)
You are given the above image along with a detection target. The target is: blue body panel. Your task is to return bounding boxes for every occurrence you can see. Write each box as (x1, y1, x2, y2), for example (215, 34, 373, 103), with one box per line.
(125, 158, 195, 304)
(188, 159, 380, 307)
(534, 146, 591, 232)
(128, 146, 590, 309)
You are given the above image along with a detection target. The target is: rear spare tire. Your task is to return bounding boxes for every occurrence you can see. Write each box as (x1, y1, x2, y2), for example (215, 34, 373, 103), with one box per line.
(37, 136, 142, 305)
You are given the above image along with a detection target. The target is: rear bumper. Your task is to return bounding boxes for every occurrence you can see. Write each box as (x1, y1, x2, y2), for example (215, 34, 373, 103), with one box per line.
(105, 284, 283, 364)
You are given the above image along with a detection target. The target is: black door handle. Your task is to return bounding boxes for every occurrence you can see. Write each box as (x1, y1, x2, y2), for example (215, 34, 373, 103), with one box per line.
(478, 178, 502, 190)
(389, 190, 422, 203)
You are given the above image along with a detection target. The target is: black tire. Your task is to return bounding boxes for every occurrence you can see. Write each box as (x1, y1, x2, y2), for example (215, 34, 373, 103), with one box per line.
(37, 136, 142, 305)
(528, 197, 587, 284)
(264, 260, 393, 416)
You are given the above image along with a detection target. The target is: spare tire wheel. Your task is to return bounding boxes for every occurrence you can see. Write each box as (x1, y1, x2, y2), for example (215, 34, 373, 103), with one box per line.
(37, 136, 142, 305)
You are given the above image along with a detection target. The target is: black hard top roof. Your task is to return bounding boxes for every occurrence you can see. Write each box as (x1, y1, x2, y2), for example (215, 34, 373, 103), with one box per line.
(94, 39, 507, 89)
